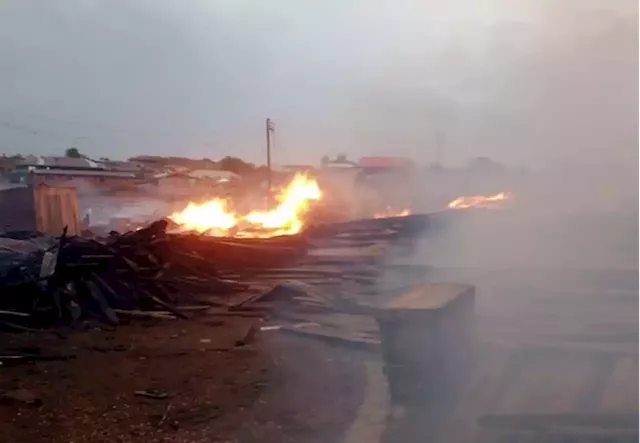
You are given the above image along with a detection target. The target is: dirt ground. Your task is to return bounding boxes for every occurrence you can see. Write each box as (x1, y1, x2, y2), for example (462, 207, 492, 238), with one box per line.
(0, 315, 366, 443)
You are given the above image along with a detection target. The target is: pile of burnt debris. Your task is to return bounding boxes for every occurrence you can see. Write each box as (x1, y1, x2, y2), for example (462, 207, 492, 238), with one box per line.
(0, 213, 436, 331)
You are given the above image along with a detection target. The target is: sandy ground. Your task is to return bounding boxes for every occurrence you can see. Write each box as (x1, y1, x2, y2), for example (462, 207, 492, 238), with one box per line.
(0, 315, 365, 443)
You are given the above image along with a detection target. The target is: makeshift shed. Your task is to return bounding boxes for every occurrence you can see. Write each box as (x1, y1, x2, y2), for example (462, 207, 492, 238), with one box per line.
(0, 185, 80, 236)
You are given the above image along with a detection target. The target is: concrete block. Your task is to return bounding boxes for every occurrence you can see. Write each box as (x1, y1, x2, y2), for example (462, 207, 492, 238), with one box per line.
(375, 283, 475, 407)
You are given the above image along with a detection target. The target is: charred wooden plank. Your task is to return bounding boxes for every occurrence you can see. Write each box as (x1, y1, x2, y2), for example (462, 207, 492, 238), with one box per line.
(146, 294, 189, 320)
(77, 278, 119, 325)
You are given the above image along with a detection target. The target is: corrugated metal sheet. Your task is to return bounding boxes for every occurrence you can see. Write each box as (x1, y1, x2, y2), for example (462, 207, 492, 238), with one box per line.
(31, 169, 135, 178)
(18, 156, 98, 169)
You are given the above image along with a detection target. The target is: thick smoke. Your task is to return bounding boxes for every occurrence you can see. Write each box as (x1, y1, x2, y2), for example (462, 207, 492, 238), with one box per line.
(373, 0, 638, 346)
(363, 0, 639, 269)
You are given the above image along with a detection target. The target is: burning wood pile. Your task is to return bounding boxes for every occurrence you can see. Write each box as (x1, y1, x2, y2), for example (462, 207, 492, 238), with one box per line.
(167, 173, 321, 237)
(0, 219, 312, 329)
(308, 213, 432, 247)
(0, 171, 425, 331)
(0, 208, 429, 330)
(0, 165, 514, 332)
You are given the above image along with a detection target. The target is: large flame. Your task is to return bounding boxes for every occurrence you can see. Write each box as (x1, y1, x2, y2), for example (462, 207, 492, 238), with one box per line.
(447, 192, 510, 209)
(169, 173, 321, 237)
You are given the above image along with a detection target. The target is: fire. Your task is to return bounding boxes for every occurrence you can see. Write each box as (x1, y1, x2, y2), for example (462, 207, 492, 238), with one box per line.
(374, 208, 411, 219)
(245, 173, 321, 234)
(447, 192, 510, 209)
(169, 173, 321, 237)
(170, 199, 237, 235)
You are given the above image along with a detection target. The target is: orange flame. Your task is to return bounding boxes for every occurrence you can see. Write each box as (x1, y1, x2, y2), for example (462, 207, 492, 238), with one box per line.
(374, 208, 411, 219)
(169, 199, 238, 236)
(447, 192, 510, 209)
(169, 173, 321, 237)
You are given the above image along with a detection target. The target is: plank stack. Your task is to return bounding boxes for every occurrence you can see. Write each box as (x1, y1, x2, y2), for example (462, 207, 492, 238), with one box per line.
(0, 212, 434, 330)
(0, 219, 308, 329)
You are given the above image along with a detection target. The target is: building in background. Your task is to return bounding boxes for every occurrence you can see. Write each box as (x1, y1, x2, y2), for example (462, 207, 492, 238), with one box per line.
(7, 156, 138, 189)
(138, 169, 241, 198)
(320, 154, 357, 169)
(95, 159, 149, 177)
(26, 169, 137, 188)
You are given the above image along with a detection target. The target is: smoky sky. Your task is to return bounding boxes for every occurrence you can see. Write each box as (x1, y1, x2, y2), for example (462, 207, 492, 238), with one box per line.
(0, 0, 636, 167)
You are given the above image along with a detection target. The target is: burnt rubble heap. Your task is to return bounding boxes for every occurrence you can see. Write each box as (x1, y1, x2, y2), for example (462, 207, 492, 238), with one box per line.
(0, 213, 434, 331)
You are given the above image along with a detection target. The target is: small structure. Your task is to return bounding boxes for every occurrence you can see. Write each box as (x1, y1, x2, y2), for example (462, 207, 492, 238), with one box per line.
(0, 185, 81, 236)
(377, 283, 475, 442)
(377, 283, 475, 405)
(321, 154, 357, 169)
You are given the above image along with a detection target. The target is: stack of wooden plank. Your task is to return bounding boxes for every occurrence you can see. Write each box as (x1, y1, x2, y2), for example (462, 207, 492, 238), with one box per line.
(306, 211, 449, 249)
(0, 212, 436, 330)
(0, 220, 309, 329)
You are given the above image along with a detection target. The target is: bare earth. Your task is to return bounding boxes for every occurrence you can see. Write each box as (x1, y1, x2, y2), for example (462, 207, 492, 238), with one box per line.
(0, 315, 365, 443)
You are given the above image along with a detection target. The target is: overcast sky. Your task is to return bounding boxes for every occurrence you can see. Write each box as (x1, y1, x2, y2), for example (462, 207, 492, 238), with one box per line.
(0, 0, 636, 167)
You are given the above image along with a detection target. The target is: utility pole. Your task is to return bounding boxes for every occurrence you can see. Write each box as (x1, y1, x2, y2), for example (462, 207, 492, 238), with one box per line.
(265, 118, 274, 203)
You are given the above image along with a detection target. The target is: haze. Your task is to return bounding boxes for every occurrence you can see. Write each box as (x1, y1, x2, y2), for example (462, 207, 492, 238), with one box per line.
(0, 0, 636, 171)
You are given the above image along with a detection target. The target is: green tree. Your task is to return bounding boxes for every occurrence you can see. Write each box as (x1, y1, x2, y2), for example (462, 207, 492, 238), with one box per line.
(65, 147, 82, 158)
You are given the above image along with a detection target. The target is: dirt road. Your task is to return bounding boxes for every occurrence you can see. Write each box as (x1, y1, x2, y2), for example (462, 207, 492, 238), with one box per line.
(0, 316, 366, 443)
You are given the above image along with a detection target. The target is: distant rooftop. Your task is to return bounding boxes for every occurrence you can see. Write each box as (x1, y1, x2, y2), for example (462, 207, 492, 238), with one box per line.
(96, 160, 146, 172)
(154, 169, 240, 180)
(18, 156, 102, 169)
(30, 168, 135, 178)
